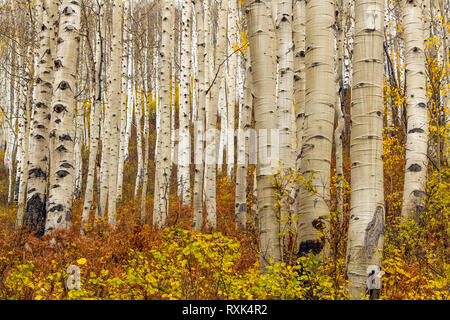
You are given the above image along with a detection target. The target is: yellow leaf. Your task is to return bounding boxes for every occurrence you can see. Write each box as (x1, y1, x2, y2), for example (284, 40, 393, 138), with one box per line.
(77, 258, 87, 265)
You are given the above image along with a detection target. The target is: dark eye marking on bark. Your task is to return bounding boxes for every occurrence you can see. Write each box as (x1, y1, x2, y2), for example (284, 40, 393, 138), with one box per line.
(408, 128, 424, 134)
(407, 164, 422, 172)
(29, 168, 46, 179)
(58, 81, 72, 91)
(54, 104, 67, 113)
(56, 145, 68, 152)
(59, 134, 72, 141)
(364, 206, 385, 254)
(60, 162, 74, 169)
(49, 204, 64, 212)
(56, 170, 70, 178)
(297, 238, 324, 258)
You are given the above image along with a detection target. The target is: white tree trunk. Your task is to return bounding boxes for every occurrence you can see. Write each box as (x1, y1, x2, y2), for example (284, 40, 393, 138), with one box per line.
(247, 0, 282, 270)
(346, 0, 385, 299)
(153, 0, 174, 229)
(45, 0, 81, 233)
(297, 0, 335, 258)
(178, 0, 192, 205)
(193, 0, 206, 232)
(401, 0, 428, 220)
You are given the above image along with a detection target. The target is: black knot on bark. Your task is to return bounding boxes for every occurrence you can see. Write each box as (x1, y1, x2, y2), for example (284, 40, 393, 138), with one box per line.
(407, 163, 422, 172)
(56, 170, 70, 178)
(53, 104, 67, 113)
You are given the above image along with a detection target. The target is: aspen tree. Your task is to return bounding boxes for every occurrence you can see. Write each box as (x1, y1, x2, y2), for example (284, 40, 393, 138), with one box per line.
(153, 0, 174, 229)
(106, 0, 123, 226)
(23, 0, 57, 235)
(179, 0, 192, 205)
(193, 0, 206, 231)
(45, 0, 81, 233)
(293, 0, 306, 247)
(247, 0, 282, 270)
(276, 0, 295, 171)
(117, 0, 131, 203)
(401, 0, 428, 220)
(81, 1, 104, 234)
(235, 48, 252, 230)
(297, 0, 335, 258)
(335, 0, 345, 217)
(346, 0, 385, 298)
(226, 0, 238, 179)
(204, 0, 228, 229)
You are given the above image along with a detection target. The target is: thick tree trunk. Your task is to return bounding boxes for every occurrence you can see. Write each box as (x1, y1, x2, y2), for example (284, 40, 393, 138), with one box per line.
(24, 0, 56, 236)
(45, 0, 81, 233)
(247, 0, 282, 270)
(297, 0, 335, 258)
(346, 0, 385, 299)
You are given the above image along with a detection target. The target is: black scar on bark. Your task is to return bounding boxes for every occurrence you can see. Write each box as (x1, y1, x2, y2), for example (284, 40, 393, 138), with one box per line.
(408, 128, 424, 134)
(54, 104, 67, 113)
(60, 162, 74, 169)
(28, 168, 46, 179)
(23, 193, 47, 238)
(59, 134, 72, 142)
(49, 204, 64, 212)
(56, 145, 68, 152)
(296, 239, 324, 258)
(364, 206, 385, 254)
(407, 164, 422, 172)
(312, 216, 325, 231)
(56, 170, 70, 178)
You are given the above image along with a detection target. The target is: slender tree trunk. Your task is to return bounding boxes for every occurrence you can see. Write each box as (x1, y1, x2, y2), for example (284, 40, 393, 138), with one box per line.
(293, 0, 306, 249)
(346, 0, 385, 299)
(193, 0, 206, 232)
(204, 0, 228, 229)
(117, 0, 131, 203)
(226, 0, 238, 179)
(81, 1, 104, 234)
(401, 0, 428, 220)
(153, 0, 174, 229)
(235, 48, 252, 230)
(178, 0, 192, 205)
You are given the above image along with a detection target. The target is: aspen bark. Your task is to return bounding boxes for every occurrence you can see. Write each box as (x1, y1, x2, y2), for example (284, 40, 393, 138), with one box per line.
(226, 0, 238, 179)
(297, 0, 335, 258)
(247, 0, 282, 270)
(235, 48, 252, 230)
(153, 0, 174, 229)
(193, 0, 206, 232)
(346, 0, 385, 299)
(401, 0, 428, 220)
(204, 0, 228, 229)
(81, 2, 104, 234)
(293, 0, 306, 248)
(45, 0, 81, 233)
(106, 0, 123, 226)
(24, 0, 57, 236)
(117, 0, 131, 203)
(178, 0, 192, 205)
